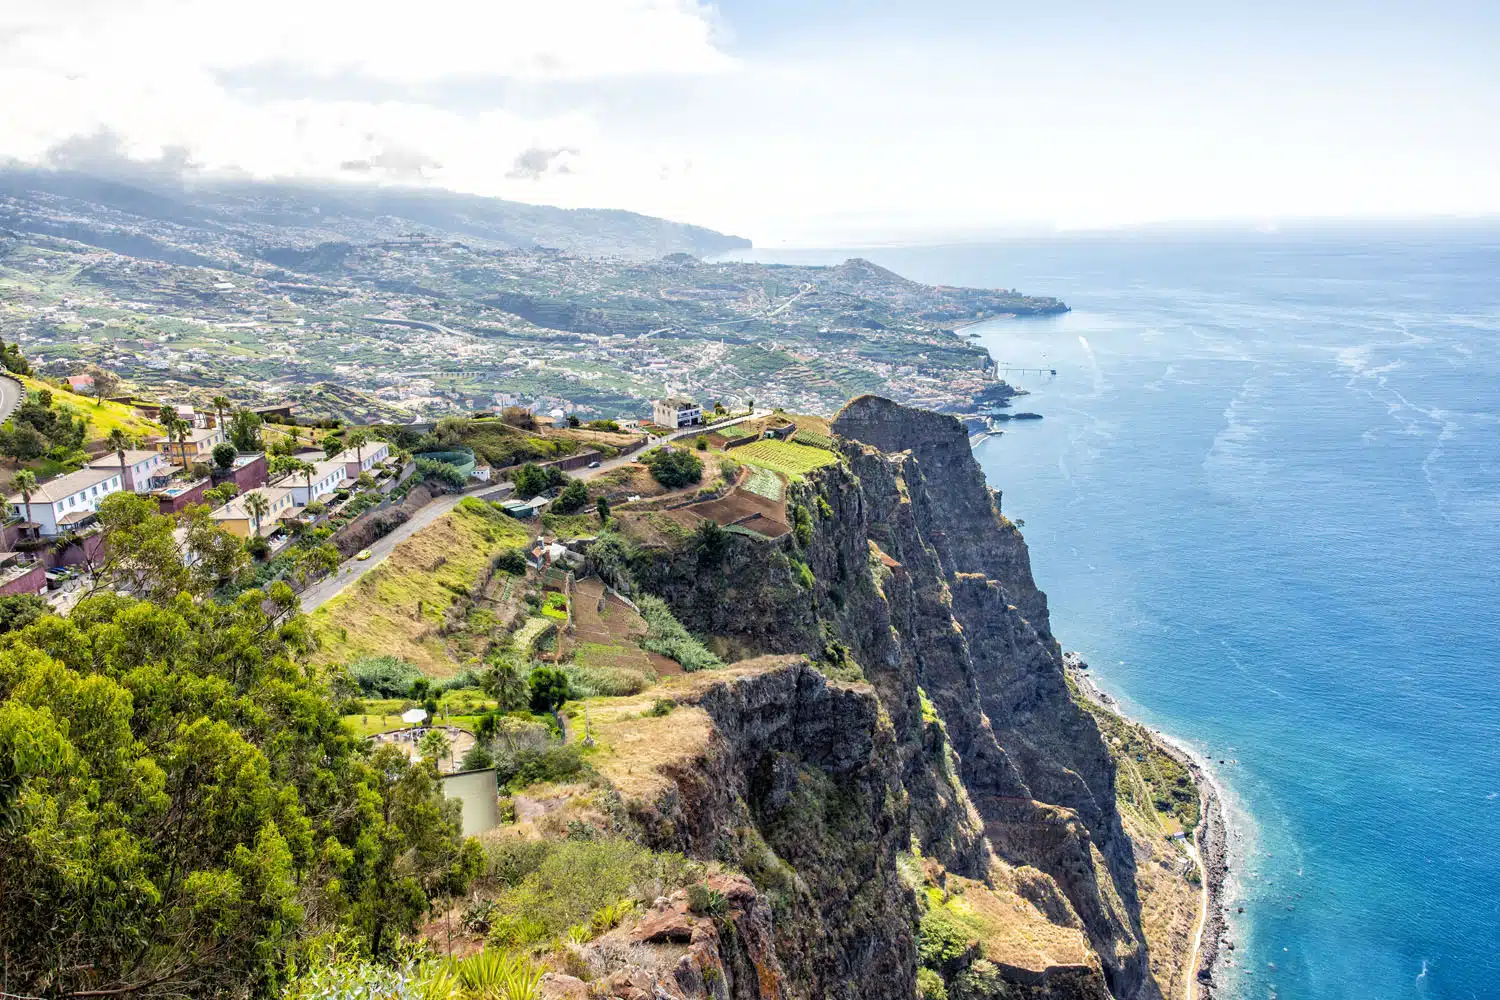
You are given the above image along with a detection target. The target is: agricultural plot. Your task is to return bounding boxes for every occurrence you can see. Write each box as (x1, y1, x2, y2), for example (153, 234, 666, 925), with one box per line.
(742, 465, 785, 501)
(791, 429, 835, 450)
(733, 439, 837, 479)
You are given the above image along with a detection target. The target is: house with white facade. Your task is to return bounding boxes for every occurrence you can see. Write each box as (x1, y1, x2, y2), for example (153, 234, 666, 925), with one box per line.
(651, 397, 702, 428)
(88, 449, 171, 493)
(8, 467, 124, 537)
(152, 426, 229, 466)
(284, 458, 348, 505)
(338, 439, 391, 479)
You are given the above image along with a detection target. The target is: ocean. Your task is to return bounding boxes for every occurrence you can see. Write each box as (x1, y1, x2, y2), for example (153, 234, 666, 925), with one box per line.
(739, 229, 1500, 999)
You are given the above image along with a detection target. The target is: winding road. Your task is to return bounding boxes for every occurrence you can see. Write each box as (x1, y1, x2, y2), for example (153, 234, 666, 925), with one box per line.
(0, 374, 24, 426)
(299, 410, 767, 613)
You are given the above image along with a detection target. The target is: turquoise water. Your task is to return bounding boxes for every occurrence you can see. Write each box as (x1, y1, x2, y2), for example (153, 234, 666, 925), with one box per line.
(743, 231, 1500, 999)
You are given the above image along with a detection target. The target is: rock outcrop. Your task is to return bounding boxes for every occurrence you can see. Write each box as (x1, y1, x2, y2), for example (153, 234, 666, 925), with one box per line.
(608, 395, 1193, 1000)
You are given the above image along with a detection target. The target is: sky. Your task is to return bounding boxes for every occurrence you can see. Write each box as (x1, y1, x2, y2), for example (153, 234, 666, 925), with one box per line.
(0, 0, 1496, 244)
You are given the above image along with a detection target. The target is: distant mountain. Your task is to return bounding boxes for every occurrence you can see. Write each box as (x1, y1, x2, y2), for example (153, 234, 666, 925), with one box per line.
(0, 166, 752, 260)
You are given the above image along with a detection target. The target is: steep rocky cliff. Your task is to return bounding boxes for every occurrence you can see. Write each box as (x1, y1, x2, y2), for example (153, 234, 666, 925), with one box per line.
(596, 395, 1195, 1000)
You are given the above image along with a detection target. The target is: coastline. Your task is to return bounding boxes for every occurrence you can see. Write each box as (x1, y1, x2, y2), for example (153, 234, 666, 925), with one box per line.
(1066, 659, 1231, 1000)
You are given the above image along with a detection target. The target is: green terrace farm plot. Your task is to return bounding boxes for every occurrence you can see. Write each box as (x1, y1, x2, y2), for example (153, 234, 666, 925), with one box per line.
(732, 439, 838, 479)
(791, 429, 835, 450)
(742, 465, 785, 502)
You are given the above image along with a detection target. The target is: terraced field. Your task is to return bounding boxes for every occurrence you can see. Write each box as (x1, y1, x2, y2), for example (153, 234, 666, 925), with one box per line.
(791, 429, 835, 450)
(733, 439, 838, 479)
(742, 465, 785, 501)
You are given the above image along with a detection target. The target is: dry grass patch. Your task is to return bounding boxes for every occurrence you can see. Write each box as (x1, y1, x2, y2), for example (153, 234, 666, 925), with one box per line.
(308, 499, 531, 676)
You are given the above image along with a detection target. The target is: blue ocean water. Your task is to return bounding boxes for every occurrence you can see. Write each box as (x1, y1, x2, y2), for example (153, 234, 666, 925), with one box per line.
(742, 230, 1500, 999)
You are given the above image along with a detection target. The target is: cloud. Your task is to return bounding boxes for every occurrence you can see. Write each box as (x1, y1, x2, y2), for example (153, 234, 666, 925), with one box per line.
(505, 147, 579, 181)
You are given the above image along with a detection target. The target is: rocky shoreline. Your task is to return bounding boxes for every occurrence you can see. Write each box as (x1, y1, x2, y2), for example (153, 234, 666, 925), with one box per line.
(1066, 659, 1231, 999)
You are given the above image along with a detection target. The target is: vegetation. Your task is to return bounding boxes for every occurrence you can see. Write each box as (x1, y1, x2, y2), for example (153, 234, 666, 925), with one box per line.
(527, 665, 571, 714)
(0, 589, 481, 998)
(637, 595, 724, 672)
(641, 446, 703, 489)
(510, 462, 565, 500)
(552, 477, 590, 514)
(733, 439, 838, 479)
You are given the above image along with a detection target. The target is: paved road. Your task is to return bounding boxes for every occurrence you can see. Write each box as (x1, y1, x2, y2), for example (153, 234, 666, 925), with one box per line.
(300, 410, 768, 613)
(0, 374, 24, 426)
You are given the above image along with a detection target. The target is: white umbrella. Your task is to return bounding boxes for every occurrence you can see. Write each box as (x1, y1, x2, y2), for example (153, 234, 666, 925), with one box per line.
(401, 707, 428, 725)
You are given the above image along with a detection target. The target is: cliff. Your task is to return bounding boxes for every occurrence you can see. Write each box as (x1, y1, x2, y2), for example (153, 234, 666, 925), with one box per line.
(577, 395, 1201, 999)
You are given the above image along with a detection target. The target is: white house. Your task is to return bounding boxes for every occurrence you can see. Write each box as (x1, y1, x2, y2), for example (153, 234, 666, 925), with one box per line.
(8, 467, 124, 537)
(284, 458, 348, 506)
(652, 397, 702, 428)
(88, 449, 170, 493)
(153, 426, 229, 466)
(337, 439, 391, 479)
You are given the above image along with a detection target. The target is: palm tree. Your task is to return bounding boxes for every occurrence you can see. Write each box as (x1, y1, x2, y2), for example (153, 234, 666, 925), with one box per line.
(106, 428, 132, 492)
(243, 490, 270, 538)
(346, 428, 369, 470)
(296, 459, 316, 504)
(12, 469, 37, 536)
(210, 395, 231, 431)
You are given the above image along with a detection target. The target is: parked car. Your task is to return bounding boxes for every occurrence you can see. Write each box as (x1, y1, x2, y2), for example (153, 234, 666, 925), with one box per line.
(587, 460, 601, 468)
(356, 549, 372, 561)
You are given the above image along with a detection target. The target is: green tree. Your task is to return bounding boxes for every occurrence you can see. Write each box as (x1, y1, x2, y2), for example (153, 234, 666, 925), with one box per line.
(528, 666, 571, 715)
(323, 435, 345, 461)
(211, 394, 232, 431)
(229, 408, 263, 451)
(553, 477, 589, 514)
(106, 427, 133, 490)
(596, 495, 610, 523)
(511, 462, 560, 500)
(86, 365, 120, 404)
(180, 504, 249, 590)
(86, 492, 192, 601)
(482, 657, 530, 713)
(642, 446, 703, 489)
(213, 440, 238, 469)
(418, 728, 453, 769)
(11, 468, 37, 531)
(345, 428, 370, 469)
(243, 489, 271, 538)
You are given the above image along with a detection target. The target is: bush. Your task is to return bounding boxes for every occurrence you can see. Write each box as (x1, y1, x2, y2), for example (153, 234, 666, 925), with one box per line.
(458, 744, 495, 771)
(637, 596, 723, 672)
(212, 442, 237, 470)
(487, 838, 702, 947)
(512, 462, 564, 500)
(527, 666, 571, 714)
(553, 478, 590, 514)
(917, 967, 949, 1000)
(245, 535, 271, 560)
(642, 447, 703, 489)
(647, 697, 677, 717)
(348, 654, 424, 697)
(563, 662, 654, 697)
(499, 743, 585, 792)
(687, 884, 727, 916)
(493, 548, 528, 575)
(416, 457, 466, 491)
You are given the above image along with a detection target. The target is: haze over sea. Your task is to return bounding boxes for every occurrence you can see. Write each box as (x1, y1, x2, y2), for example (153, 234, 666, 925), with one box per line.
(741, 229, 1500, 999)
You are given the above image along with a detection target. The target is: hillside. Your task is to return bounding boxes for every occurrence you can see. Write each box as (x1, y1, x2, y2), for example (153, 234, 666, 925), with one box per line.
(0, 167, 751, 261)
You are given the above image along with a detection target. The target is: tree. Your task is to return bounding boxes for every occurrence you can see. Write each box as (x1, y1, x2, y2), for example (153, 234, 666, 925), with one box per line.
(87, 492, 193, 601)
(0, 592, 48, 632)
(642, 446, 703, 489)
(0, 592, 476, 995)
(211, 394, 232, 430)
(528, 666, 571, 714)
(12, 468, 37, 532)
(229, 408, 263, 451)
(482, 658, 530, 713)
(418, 728, 453, 769)
(244, 490, 271, 538)
(501, 405, 536, 430)
(566, 414, 580, 428)
(346, 428, 369, 469)
(323, 435, 345, 461)
(86, 365, 120, 404)
(212, 441, 238, 470)
(512, 462, 562, 500)
(553, 478, 589, 514)
(181, 504, 249, 590)
(202, 482, 239, 508)
(596, 495, 611, 523)
(106, 427, 133, 490)
(694, 434, 708, 450)
(294, 458, 317, 502)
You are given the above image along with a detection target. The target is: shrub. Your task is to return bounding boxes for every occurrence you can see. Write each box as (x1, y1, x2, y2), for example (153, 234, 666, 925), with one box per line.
(694, 435, 708, 451)
(527, 666, 571, 714)
(647, 698, 677, 717)
(488, 838, 701, 946)
(642, 447, 702, 489)
(511, 462, 564, 500)
(553, 478, 589, 514)
(212, 442, 237, 469)
(563, 662, 653, 697)
(687, 884, 727, 917)
(245, 535, 271, 560)
(416, 457, 466, 491)
(637, 596, 723, 672)
(348, 654, 423, 697)
(459, 744, 496, 771)
(498, 744, 584, 792)
(917, 967, 949, 1000)
(493, 547, 528, 575)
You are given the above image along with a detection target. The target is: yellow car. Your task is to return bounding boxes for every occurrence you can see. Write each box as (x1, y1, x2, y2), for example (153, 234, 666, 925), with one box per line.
(355, 549, 372, 561)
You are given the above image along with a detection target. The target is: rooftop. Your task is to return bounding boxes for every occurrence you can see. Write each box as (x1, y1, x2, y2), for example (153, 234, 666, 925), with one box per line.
(658, 397, 698, 409)
(88, 449, 161, 468)
(8, 466, 119, 504)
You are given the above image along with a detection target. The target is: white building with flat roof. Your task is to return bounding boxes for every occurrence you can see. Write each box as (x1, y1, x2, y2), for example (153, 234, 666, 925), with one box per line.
(8, 467, 124, 537)
(652, 397, 701, 428)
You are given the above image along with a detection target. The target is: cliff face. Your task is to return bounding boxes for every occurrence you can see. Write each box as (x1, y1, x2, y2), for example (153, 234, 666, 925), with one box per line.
(617, 396, 1185, 1000)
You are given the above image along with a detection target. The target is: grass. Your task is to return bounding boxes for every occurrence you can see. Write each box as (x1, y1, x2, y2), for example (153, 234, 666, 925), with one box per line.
(340, 688, 499, 737)
(308, 498, 532, 676)
(21, 375, 161, 443)
(732, 439, 838, 479)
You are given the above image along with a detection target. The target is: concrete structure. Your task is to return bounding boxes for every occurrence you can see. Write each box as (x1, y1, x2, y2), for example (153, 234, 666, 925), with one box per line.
(8, 467, 124, 537)
(0, 560, 47, 597)
(285, 458, 348, 506)
(337, 440, 391, 480)
(154, 478, 209, 515)
(211, 486, 298, 538)
(652, 397, 702, 428)
(88, 449, 170, 493)
(152, 425, 229, 466)
(217, 453, 268, 492)
(439, 767, 501, 838)
(65, 373, 94, 393)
